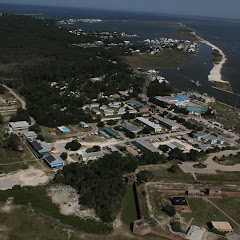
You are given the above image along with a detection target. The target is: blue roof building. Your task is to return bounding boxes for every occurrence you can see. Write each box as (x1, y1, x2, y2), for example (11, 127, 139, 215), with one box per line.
(43, 154, 65, 168)
(174, 95, 190, 102)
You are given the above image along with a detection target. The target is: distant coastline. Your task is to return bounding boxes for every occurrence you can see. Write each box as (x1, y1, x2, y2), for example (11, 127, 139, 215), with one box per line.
(179, 23, 229, 85)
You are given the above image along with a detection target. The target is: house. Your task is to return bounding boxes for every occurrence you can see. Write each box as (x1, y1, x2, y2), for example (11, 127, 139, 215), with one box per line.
(210, 221, 233, 233)
(22, 131, 37, 141)
(136, 117, 162, 133)
(100, 105, 107, 110)
(188, 189, 201, 197)
(6, 98, 17, 105)
(192, 131, 224, 145)
(43, 154, 65, 168)
(152, 115, 179, 130)
(79, 121, 89, 128)
(78, 151, 104, 162)
(122, 124, 143, 134)
(102, 127, 121, 139)
(134, 139, 162, 154)
(9, 121, 30, 133)
(92, 109, 101, 115)
(29, 140, 52, 158)
(128, 109, 138, 114)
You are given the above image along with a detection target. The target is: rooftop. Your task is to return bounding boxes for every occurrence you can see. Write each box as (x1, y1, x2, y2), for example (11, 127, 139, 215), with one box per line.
(81, 151, 104, 158)
(171, 196, 188, 206)
(136, 117, 161, 130)
(134, 139, 162, 153)
(122, 124, 143, 133)
(174, 95, 189, 102)
(22, 131, 37, 138)
(44, 154, 65, 166)
(152, 115, 178, 128)
(9, 121, 30, 129)
(211, 221, 233, 231)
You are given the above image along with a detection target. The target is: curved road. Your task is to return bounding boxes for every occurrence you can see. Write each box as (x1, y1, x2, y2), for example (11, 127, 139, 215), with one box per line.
(180, 149, 240, 174)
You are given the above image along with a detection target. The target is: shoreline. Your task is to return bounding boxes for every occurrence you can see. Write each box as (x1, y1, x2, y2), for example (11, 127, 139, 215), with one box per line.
(179, 23, 229, 84)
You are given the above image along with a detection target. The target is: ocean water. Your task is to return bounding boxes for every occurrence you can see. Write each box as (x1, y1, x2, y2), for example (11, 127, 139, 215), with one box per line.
(1, 4, 240, 107)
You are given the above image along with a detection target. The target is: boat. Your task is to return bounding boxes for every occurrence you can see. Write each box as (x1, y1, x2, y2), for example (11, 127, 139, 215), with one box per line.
(191, 80, 201, 87)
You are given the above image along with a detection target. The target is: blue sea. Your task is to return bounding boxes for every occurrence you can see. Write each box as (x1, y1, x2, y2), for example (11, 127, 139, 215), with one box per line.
(1, 3, 240, 107)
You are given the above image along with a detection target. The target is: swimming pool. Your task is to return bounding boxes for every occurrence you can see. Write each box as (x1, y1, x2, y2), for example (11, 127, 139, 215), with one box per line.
(58, 126, 70, 132)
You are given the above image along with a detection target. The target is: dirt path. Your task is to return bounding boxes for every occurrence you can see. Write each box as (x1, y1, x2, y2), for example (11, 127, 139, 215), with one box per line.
(204, 198, 240, 228)
(1, 84, 26, 109)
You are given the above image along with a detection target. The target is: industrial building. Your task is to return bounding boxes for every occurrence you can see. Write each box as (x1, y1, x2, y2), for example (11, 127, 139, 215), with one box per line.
(136, 117, 162, 133)
(9, 121, 30, 132)
(122, 124, 143, 134)
(43, 154, 65, 168)
(126, 100, 149, 113)
(29, 140, 52, 158)
(78, 151, 104, 162)
(134, 139, 162, 153)
(22, 131, 37, 141)
(103, 127, 121, 139)
(152, 115, 179, 130)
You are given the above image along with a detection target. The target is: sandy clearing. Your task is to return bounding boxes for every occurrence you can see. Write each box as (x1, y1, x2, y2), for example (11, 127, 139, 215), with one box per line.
(0, 166, 51, 190)
(47, 184, 99, 221)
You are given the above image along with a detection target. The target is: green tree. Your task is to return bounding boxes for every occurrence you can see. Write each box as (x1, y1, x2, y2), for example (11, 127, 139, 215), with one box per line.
(168, 165, 179, 174)
(137, 170, 154, 183)
(60, 152, 68, 160)
(65, 140, 81, 151)
(3, 134, 21, 151)
(162, 205, 176, 217)
(29, 123, 41, 133)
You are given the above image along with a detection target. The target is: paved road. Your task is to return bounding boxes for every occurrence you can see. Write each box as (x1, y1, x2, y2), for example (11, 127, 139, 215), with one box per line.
(1, 84, 26, 109)
(180, 150, 240, 174)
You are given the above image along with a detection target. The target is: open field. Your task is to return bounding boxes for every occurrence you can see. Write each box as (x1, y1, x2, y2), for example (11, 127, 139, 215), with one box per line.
(125, 50, 194, 69)
(121, 185, 138, 226)
(139, 162, 193, 181)
(213, 154, 240, 166)
(179, 197, 239, 229)
(196, 171, 240, 182)
(211, 196, 240, 226)
(214, 82, 232, 92)
(0, 185, 166, 240)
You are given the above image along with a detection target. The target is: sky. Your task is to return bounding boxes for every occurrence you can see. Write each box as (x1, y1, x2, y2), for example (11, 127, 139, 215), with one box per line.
(1, 0, 240, 19)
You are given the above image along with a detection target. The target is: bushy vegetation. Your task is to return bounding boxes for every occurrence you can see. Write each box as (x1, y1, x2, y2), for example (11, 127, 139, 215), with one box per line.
(147, 80, 176, 98)
(162, 205, 176, 217)
(55, 153, 138, 222)
(65, 140, 81, 151)
(137, 170, 154, 183)
(0, 14, 145, 127)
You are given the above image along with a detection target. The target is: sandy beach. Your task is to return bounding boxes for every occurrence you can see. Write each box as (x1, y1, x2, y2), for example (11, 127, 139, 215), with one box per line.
(180, 23, 228, 84)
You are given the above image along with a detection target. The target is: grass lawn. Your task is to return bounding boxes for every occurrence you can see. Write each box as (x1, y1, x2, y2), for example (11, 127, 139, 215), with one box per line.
(196, 171, 240, 182)
(0, 185, 112, 234)
(139, 162, 193, 181)
(180, 197, 238, 229)
(125, 50, 194, 69)
(121, 185, 138, 226)
(213, 155, 240, 166)
(0, 135, 37, 173)
(211, 196, 240, 226)
(210, 102, 239, 114)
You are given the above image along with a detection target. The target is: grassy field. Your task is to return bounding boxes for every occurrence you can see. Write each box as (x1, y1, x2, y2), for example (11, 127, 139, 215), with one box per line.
(125, 50, 194, 69)
(180, 197, 238, 229)
(0, 133, 37, 173)
(0, 185, 166, 240)
(214, 82, 232, 92)
(121, 185, 138, 226)
(139, 162, 193, 181)
(197, 171, 240, 182)
(213, 155, 240, 166)
(211, 196, 240, 226)
(210, 102, 240, 114)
